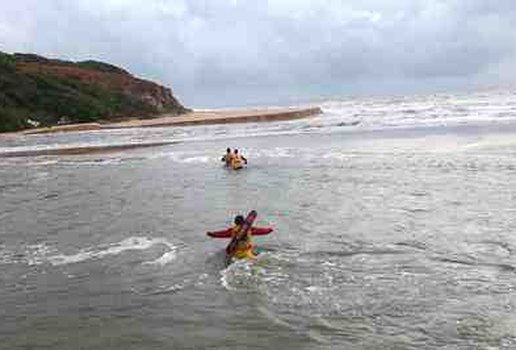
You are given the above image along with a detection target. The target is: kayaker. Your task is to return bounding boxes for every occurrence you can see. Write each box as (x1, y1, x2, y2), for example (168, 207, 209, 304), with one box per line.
(221, 147, 234, 167)
(229, 215, 254, 259)
(207, 214, 273, 260)
(231, 149, 247, 169)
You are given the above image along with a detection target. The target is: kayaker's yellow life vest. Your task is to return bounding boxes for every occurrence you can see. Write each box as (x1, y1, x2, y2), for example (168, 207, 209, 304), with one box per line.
(231, 155, 244, 169)
(230, 225, 255, 259)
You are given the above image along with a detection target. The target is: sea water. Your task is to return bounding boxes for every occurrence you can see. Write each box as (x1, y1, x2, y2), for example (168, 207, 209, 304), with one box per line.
(1, 90, 516, 349)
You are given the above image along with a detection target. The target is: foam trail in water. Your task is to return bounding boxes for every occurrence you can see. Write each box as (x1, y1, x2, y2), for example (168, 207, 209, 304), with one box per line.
(219, 257, 270, 291)
(0, 237, 177, 267)
(179, 156, 211, 164)
(52, 237, 177, 266)
(143, 249, 177, 267)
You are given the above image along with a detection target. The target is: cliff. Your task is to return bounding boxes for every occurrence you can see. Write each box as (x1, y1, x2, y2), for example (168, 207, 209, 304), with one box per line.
(0, 52, 188, 132)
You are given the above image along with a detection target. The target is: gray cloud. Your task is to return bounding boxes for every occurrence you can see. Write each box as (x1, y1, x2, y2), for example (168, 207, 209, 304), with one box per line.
(1, 0, 516, 107)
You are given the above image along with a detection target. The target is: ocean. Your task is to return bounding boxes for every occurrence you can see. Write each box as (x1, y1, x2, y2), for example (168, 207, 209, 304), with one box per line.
(1, 89, 516, 349)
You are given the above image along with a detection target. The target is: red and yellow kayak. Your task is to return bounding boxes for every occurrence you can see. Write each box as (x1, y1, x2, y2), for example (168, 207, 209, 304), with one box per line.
(207, 210, 273, 262)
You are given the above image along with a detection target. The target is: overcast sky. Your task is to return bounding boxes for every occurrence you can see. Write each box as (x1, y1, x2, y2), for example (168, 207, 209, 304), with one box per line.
(1, 0, 516, 107)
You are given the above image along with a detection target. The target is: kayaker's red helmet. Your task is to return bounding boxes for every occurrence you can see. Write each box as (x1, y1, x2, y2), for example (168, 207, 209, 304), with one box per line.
(234, 215, 244, 225)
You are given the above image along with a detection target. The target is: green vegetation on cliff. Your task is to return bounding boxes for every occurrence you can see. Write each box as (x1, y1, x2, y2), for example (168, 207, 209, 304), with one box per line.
(0, 52, 187, 132)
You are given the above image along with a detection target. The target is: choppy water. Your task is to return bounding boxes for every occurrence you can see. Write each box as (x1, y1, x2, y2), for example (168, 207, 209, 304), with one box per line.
(2, 90, 516, 349)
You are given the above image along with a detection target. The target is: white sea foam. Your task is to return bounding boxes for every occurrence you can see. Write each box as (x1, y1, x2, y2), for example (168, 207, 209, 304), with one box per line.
(179, 156, 211, 164)
(319, 90, 516, 131)
(49, 237, 177, 266)
(463, 135, 516, 151)
(143, 249, 177, 267)
(219, 260, 250, 291)
(31, 160, 60, 166)
(0, 237, 177, 267)
(219, 257, 269, 291)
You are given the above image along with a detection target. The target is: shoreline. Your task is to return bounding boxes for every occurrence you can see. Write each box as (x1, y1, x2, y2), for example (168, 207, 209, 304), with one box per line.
(15, 106, 322, 135)
(0, 106, 322, 158)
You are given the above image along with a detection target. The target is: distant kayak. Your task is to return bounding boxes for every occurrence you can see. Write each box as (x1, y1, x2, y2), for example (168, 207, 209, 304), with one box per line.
(221, 149, 247, 169)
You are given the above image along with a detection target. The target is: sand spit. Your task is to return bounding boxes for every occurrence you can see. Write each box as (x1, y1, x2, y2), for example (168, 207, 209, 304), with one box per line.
(18, 107, 321, 135)
(105, 106, 322, 129)
(0, 107, 321, 158)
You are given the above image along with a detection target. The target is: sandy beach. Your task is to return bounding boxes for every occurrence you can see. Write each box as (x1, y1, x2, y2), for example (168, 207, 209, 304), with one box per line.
(20, 106, 322, 135)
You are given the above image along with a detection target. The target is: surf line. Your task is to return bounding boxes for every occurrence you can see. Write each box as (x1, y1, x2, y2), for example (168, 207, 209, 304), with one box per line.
(0, 141, 180, 158)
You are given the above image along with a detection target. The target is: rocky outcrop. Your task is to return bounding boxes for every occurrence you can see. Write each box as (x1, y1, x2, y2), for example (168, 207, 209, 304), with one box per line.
(14, 53, 185, 113)
(0, 51, 188, 132)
